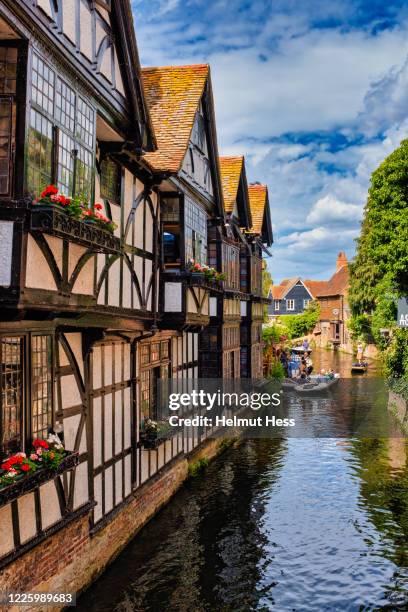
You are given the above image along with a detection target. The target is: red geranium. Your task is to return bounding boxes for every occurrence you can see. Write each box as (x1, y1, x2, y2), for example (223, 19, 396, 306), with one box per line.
(21, 464, 31, 472)
(33, 439, 49, 450)
(94, 203, 103, 211)
(40, 185, 58, 198)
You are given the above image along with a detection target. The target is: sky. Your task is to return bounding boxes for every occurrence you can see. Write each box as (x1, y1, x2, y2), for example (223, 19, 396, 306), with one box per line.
(132, 0, 408, 283)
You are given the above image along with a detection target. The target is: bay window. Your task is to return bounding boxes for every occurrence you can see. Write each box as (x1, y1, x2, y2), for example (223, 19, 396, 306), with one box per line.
(0, 44, 18, 196)
(185, 196, 207, 266)
(0, 333, 54, 458)
(222, 243, 239, 290)
(27, 52, 95, 200)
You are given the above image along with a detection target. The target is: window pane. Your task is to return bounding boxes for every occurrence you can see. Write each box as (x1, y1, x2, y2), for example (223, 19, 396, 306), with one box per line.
(100, 159, 121, 204)
(57, 130, 75, 195)
(1, 336, 23, 456)
(77, 96, 95, 148)
(0, 98, 13, 195)
(31, 53, 55, 116)
(75, 144, 93, 200)
(27, 108, 53, 196)
(0, 46, 17, 95)
(55, 77, 76, 133)
(31, 335, 53, 441)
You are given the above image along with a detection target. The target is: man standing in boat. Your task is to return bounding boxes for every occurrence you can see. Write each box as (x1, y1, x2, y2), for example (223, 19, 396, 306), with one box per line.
(357, 342, 364, 364)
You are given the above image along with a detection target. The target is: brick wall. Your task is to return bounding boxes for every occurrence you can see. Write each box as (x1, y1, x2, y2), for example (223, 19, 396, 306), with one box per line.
(0, 437, 230, 612)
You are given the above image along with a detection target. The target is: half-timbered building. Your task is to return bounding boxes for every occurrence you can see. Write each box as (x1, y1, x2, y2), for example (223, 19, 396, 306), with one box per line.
(141, 64, 225, 380)
(245, 184, 273, 378)
(0, 0, 274, 596)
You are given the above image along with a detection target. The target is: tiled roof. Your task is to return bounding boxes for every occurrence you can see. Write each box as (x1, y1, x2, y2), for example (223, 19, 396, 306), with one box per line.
(219, 156, 244, 214)
(141, 64, 209, 173)
(248, 184, 268, 234)
(317, 265, 349, 297)
(270, 278, 297, 299)
(304, 280, 330, 297)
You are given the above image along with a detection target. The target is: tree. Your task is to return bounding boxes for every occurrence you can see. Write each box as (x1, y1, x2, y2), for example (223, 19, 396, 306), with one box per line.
(349, 140, 408, 316)
(262, 268, 273, 298)
(349, 139, 408, 377)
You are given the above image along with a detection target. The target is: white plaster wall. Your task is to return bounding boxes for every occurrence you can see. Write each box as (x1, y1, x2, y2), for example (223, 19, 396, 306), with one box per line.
(79, 2, 93, 60)
(73, 461, 89, 509)
(61, 375, 82, 409)
(62, 0, 77, 43)
(26, 235, 57, 291)
(18, 493, 37, 544)
(40, 481, 61, 528)
(0, 504, 14, 556)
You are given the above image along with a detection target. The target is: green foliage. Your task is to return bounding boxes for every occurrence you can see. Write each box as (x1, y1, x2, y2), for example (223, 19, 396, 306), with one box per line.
(270, 361, 285, 380)
(349, 140, 408, 316)
(347, 313, 371, 343)
(262, 268, 273, 298)
(262, 324, 281, 345)
(383, 328, 408, 379)
(188, 457, 209, 477)
(279, 301, 320, 339)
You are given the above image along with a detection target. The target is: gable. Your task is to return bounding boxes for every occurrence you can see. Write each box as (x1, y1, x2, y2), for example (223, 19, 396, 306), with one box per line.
(219, 156, 252, 228)
(181, 103, 213, 197)
(24, 0, 155, 150)
(141, 64, 224, 212)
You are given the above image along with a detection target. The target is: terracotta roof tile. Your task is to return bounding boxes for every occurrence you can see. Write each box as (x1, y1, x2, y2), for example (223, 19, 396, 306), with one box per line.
(304, 280, 330, 297)
(248, 184, 268, 234)
(219, 156, 244, 214)
(317, 265, 349, 297)
(141, 64, 209, 173)
(270, 277, 298, 299)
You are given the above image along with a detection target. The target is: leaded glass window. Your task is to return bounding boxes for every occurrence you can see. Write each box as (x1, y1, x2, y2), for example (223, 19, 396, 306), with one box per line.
(0, 47, 17, 94)
(184, 196, 207, 265)
(100, 159, 121, 204)
(0, 46, 18, 196)
(57, 130, 75, 195)
(27, 108, 53, 197)
(0, 336, 23, 456)
(27, 52, 95, 199)
(75, 144, 93, 199)
(31, 335, 53, 440)
(55, 78, 75, 133)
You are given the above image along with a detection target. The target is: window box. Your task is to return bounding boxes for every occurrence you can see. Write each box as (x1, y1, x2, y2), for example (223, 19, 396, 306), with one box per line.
(0, 450, 79, 508)
(139, 420, 175, 449)
(30, 205, 121, 254)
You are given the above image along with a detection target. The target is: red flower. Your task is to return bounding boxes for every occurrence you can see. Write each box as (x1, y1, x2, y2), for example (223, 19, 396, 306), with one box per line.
(40, 185, 58, 198)
(94, 203, 103, 211)
(1, 461, 11, 471)
(33, 439, 49, 449)
(21, 464, 30, 472)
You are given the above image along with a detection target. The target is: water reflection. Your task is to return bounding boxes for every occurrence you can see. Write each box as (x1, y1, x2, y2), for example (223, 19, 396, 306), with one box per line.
(77, 352, 408, 612)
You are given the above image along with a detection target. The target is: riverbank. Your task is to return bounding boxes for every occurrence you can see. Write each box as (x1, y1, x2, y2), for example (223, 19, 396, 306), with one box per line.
(0, 436, 234, 612)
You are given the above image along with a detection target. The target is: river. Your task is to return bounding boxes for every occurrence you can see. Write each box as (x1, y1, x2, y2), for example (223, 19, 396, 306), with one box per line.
(77, 350, 408, 611)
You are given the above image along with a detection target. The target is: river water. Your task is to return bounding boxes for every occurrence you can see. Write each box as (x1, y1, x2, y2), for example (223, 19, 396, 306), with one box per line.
(77, 350, 408, 611)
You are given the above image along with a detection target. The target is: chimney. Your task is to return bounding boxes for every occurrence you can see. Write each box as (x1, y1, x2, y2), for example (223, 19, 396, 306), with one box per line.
(336, 251, 347, 271)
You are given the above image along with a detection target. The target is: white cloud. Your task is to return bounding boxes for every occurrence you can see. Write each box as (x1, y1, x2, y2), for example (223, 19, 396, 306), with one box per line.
(132, 2, 408, 282)
(306, 195, 363, 224)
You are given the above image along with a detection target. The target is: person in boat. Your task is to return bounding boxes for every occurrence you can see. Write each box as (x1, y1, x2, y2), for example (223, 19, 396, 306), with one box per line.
(299, 357, 308, 379)
(305, 354, 313, 376)
(356, 342, 364, 364)
(302, 339, 310, 351)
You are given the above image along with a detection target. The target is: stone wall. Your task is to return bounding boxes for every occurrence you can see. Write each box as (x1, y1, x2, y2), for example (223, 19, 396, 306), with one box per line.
(388, 390, 408, 430)
(0, 437, 229, 612)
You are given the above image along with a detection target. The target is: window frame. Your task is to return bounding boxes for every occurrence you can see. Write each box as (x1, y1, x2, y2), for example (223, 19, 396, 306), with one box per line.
(0, 332, 54, 459)
(303, 298, 310, 309)
(27, 50, 96, 200)
(274, 300, 280, 311)
(286, 299, 295, 311)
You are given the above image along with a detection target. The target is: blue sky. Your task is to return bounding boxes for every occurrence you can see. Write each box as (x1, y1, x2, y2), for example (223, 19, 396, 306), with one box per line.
(132, 0, 408, 282)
